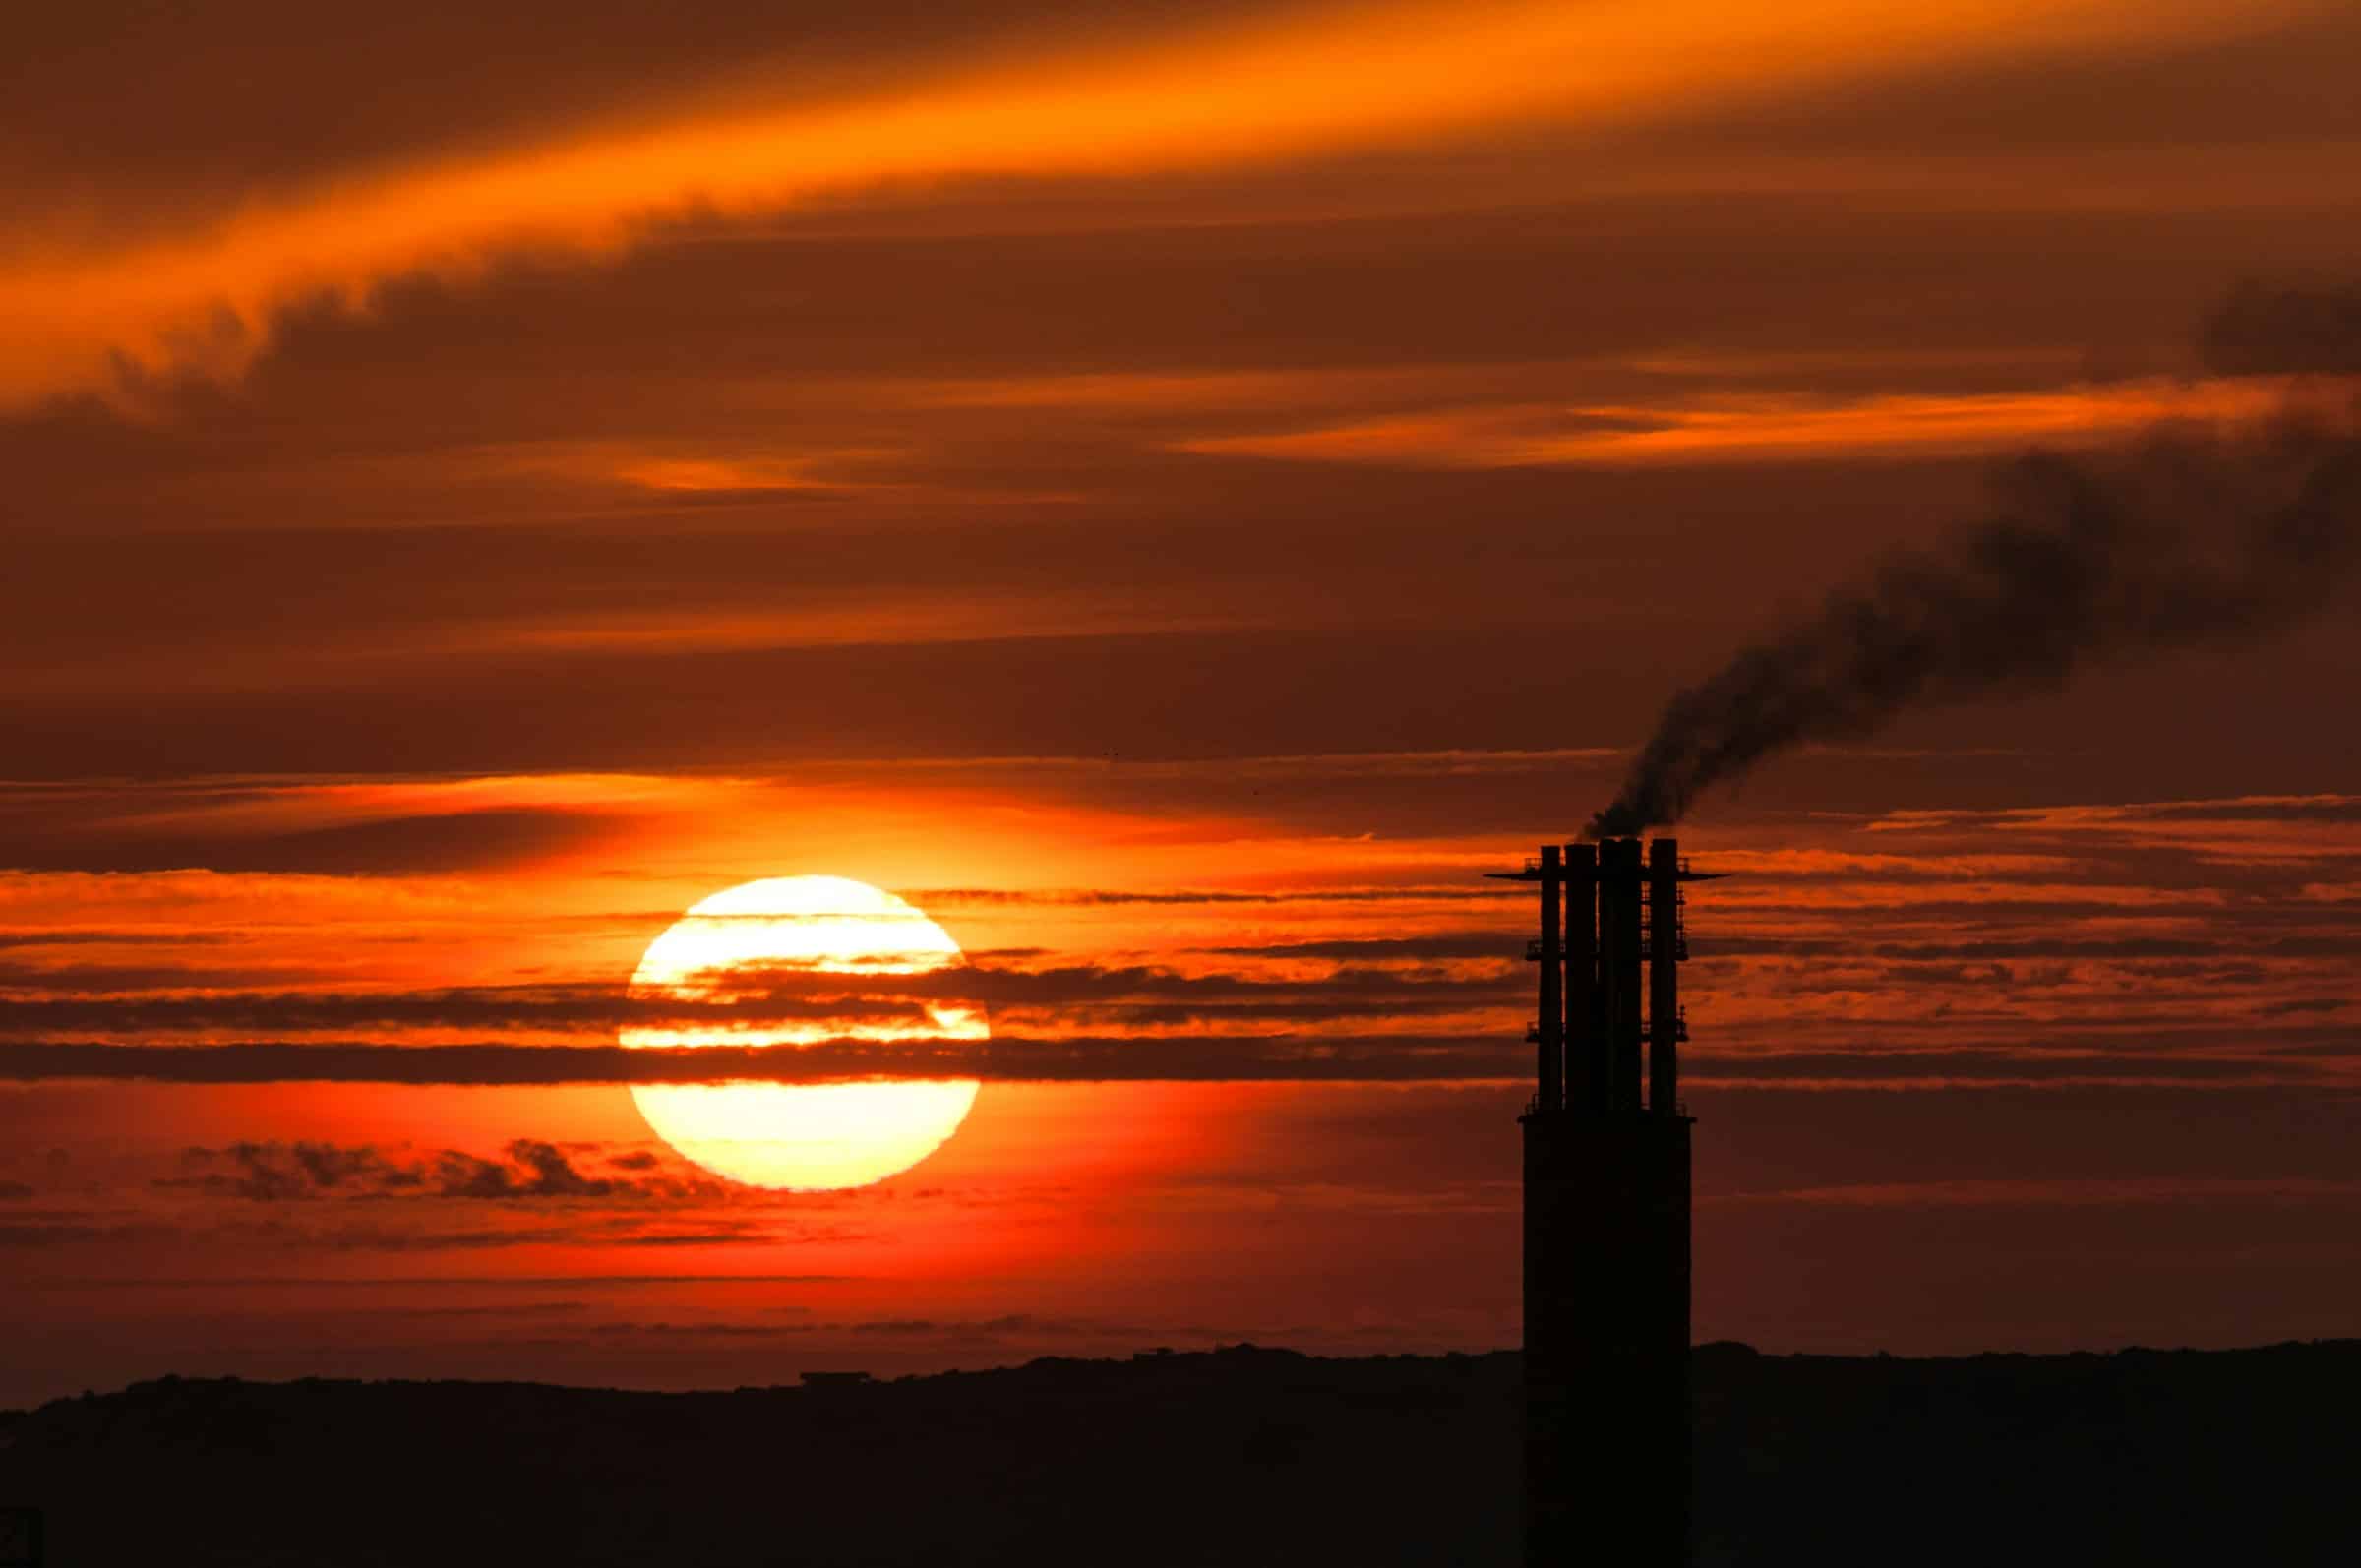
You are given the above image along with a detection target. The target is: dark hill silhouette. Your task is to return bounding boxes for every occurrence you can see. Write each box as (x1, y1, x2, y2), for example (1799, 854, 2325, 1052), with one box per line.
(3, 1340, 2356, 1565)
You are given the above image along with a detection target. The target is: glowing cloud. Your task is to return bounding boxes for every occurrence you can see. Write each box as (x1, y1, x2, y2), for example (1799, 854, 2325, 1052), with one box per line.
(0, 0, 2313, 405)
(1175, 378, 2315, 468)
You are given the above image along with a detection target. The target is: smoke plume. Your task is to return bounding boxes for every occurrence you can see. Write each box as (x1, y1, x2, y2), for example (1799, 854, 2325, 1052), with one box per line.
(1590, 290, 2361, 838)
(2200, 279, 2361, 379)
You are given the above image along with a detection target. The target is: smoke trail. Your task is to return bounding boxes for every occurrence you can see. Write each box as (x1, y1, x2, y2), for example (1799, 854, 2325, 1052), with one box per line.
(2200, 279, 2361, 378)
(1589, 293, 2361, 838)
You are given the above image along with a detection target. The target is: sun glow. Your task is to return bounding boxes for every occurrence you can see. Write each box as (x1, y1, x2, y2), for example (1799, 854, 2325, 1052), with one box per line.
(622, 875, 985, 1190)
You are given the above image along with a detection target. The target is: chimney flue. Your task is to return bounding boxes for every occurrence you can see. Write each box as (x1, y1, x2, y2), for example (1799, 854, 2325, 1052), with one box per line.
(1608, 838, 1645, 1113)
(1536, 844, 1563, 1112)
(1649, 836, 1680, 1116)
(1564, 842, 1599, 1114)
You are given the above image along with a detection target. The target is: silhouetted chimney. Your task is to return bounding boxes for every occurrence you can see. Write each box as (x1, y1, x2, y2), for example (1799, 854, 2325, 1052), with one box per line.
(1509, 834, 1715, 1568)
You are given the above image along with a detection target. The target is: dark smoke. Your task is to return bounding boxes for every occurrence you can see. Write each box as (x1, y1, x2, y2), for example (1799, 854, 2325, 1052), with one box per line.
(1590, 295, 2361, 838)
(2200, 279, 2361, 378)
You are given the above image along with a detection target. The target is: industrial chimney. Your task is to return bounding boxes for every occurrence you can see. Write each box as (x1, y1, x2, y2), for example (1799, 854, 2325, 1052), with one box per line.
(1497, 835, 1714, 1567)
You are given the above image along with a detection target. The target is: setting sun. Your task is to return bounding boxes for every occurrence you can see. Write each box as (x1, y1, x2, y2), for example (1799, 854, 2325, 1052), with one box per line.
(621, 875, 986, 1189)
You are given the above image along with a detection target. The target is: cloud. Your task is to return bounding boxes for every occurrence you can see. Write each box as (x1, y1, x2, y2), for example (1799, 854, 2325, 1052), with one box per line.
(1706, 1176, 2361, 1209)
(289, 1215, 793, 1252)
(0, 1216, 177, 1248)
(0, 985, 932, 1037)
(916, 885, 1522, 908)
(1204, 935, 1531, 961)
(30, 1272, 859, 1290)
(0, 807, 633, 877)
(9, 1036, 1525, 1086)
(0, 774, 696, 874)
(1, 0, 2296, 406)
(1174, 379, 2303, 469)
(7, 1032, 2345, 1088)
(0, 929, 228, 950)
(202, 1141, 420, 1200)
(0, 959, 1517, 1038)
(166, 1139, 727, 1201)
(1685, 1049, 2341, 1086)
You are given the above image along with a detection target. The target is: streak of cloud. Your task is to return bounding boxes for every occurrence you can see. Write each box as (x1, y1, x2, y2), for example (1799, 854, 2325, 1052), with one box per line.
(1, 1035, 2339, 1088)
(0, 960, 1515, 1037)
(164, 1138, 725, 1201)
(0, 0, 2302, 405)
(1177, 378, 2299, 468)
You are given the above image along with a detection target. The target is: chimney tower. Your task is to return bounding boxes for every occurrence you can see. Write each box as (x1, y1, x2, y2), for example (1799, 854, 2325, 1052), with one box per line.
(1497, 835, 1714, 1567)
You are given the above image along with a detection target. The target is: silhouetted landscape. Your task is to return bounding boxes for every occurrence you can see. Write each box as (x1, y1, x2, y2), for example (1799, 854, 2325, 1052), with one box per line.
(5, 1340, 2355, 1566)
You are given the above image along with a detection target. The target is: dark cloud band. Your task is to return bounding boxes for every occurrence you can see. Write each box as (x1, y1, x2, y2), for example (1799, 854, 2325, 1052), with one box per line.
(0, 1038, 2333, 1087)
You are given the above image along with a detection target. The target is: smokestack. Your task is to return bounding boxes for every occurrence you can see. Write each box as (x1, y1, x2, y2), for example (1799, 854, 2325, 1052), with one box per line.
(1514, 833, 1710, 1568)
(1536, 845, 1562, 1114)
(1564, 842, 1600, 1114)
(1649, 837, 1680, 1116)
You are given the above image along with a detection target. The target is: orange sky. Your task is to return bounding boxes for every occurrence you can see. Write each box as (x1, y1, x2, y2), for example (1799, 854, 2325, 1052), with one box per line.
(4, 0, 2360, 1405)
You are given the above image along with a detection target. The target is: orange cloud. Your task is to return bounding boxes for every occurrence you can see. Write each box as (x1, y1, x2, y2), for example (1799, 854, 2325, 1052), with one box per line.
(534, 445, 877, 497)
(1175, 376, 2317, 467)
(476, 593, 1268, 655)
(1, 0, 2310, 406)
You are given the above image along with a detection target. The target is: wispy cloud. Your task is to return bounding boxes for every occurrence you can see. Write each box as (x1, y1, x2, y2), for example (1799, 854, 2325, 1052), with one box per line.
(1176, 377, 2318, 468)
(4, 1031, 2346, 1089)
(163, 1138, 725, 1201)
(3, 0, 2301, 405)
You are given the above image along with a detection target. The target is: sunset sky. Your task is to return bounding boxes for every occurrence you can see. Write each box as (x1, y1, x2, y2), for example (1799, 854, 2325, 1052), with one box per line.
(5, 0, 2360, 1407)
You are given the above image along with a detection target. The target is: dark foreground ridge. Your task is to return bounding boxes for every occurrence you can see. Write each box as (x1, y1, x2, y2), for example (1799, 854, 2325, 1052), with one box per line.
(4, 1340, 2356, 1566)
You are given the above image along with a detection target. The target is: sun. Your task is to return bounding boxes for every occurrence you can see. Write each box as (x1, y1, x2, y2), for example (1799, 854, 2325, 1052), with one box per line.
(621, 875, 986, 1190)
